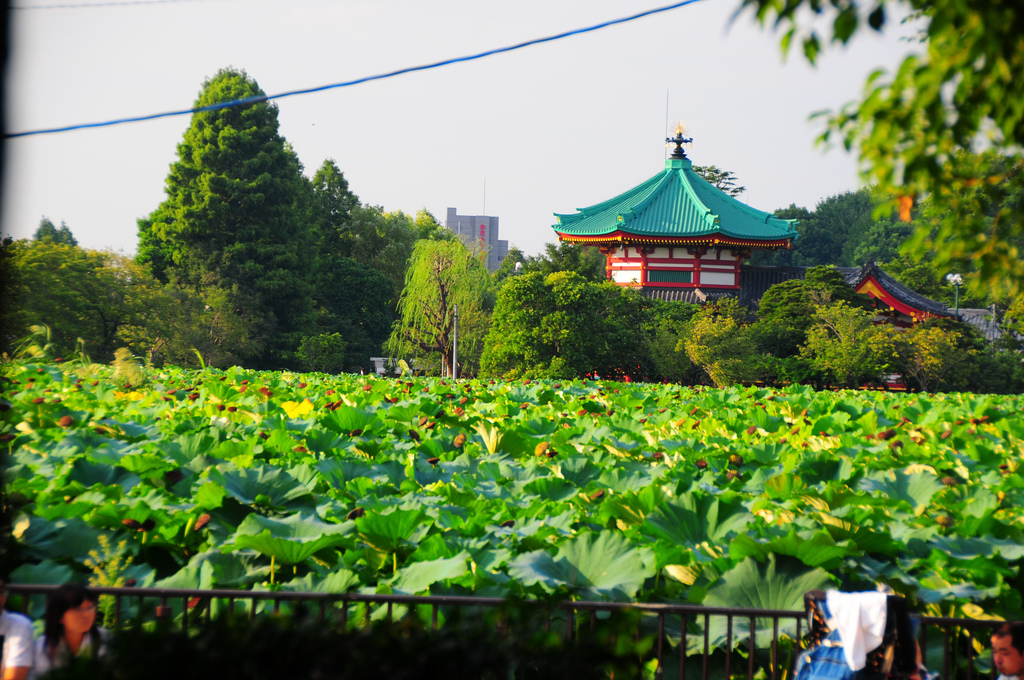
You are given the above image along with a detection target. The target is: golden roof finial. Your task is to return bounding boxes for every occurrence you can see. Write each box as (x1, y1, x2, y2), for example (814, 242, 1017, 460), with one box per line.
(666, 122, 693, 159)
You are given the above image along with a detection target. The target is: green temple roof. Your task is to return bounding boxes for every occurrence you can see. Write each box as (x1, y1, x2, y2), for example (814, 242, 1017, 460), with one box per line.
(552, 156, 799, 245)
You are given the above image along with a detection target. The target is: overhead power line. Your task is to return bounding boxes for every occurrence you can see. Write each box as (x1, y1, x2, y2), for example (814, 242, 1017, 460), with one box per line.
(12, 0, 214, 8)
(6, 0, 706, 139)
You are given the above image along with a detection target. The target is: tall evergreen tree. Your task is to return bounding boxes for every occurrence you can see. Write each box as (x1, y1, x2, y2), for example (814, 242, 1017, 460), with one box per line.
(33, 217, 78, 246)
(137, 68, 314, 368)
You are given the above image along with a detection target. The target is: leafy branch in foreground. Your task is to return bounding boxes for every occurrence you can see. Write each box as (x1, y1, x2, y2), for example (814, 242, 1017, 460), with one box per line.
(739, 0, 1024, 296)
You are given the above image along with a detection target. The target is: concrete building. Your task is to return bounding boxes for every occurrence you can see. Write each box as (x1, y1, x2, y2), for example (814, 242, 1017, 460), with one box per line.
(445, 207, 509, 272)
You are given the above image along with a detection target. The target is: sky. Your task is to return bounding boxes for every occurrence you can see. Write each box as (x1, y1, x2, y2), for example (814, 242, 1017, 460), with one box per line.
(3, 0, 922, 257)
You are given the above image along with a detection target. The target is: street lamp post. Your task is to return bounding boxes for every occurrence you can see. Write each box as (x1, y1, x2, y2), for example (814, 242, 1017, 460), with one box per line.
(945, 273, 963, 320)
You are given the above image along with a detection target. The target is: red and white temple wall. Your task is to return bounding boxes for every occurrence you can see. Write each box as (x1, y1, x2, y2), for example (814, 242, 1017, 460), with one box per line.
(603, 245, 742, 288)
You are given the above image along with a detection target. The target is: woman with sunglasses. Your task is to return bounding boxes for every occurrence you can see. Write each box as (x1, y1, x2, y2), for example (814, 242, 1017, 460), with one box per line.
(33, 584, 107, 678)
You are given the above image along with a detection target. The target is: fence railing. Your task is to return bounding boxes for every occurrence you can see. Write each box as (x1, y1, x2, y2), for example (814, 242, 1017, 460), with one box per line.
(5, 584, 1005, 680)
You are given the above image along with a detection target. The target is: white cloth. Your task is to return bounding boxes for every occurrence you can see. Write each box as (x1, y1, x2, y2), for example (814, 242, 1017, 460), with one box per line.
(32, 628, 107, 679)
(0, 609, 35, 676)
(825, 590, 888, 671)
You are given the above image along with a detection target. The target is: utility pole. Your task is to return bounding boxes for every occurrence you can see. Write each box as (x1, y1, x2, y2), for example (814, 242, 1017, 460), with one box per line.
(452, 304, 459, 380)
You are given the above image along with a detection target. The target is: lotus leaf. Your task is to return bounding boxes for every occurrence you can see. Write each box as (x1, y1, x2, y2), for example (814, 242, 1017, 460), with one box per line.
(729, 530, 859, 569)
(10, 559, 76, 585)
(208, 464, 316, 511)
(859, 469, 944, 513)
(277, 570, 361, 593)
(701, 555, 834, 649)
(18, 516, 102, 562)
(223, 514, 354, 565)
(641, 491, 753, 546)
(389, 553, 472, 593)
(508, 531, 654, 600)
(185, 550, 270, 587)
(356, 508, 432, 556)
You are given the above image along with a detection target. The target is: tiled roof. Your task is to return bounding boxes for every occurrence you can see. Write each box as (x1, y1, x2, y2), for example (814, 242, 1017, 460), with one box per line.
(646, 263, 1010, 344)
(553, 158, 799, 243)
(737, 266, 808, 309)
(846, 261, 953, 318)
(641, 287, 737, 305)
(958, 309, 1007, 343)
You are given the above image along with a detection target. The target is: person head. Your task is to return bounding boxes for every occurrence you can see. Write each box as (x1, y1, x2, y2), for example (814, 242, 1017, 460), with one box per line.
(43, 584, 98, 650)
(992, 622, 1024, 678)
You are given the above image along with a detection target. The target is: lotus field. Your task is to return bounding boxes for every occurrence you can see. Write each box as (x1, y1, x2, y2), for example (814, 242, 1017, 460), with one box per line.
(3, 360, 1024, 631)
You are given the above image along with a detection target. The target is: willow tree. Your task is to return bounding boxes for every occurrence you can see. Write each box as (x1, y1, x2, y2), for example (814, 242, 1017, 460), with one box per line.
(137, 68, 314, 368)
(387, 239, 492, 377)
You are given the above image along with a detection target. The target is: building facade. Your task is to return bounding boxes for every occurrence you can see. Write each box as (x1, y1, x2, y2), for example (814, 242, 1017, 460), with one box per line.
(551, 128, 799, 295)
(445, 207, 509, 273)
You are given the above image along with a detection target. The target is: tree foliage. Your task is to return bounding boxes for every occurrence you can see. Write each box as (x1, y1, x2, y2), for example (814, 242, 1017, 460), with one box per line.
(347, 206, 419, 306)
(891, 324, 966, 393)
(137, 67, 314, 368)
(480, 272, 655, 380)
(800, 301, 893, 388)
(1, 240, 175, 362)
(32, 217, 78, 247)
(297, 333, 347, 374)
(682, 299, 756, 387)
(740, 0, 1024, 295)
(523, 242, 606, 283)
(388, 239, 493, 377)
(693, 165, 746, 197)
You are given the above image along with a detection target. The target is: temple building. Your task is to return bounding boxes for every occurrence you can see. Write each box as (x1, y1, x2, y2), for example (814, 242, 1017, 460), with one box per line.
(552, 127, 799, 299)
(550, 128, 1005, 342)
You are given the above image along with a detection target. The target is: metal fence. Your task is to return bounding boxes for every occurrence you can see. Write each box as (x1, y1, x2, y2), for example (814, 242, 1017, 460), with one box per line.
(5, 584, 1005, 680)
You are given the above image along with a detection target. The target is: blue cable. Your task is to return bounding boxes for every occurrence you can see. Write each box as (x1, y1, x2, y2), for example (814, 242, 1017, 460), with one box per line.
(6, 0, 706, 138)
(12, 0, 212, 9)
